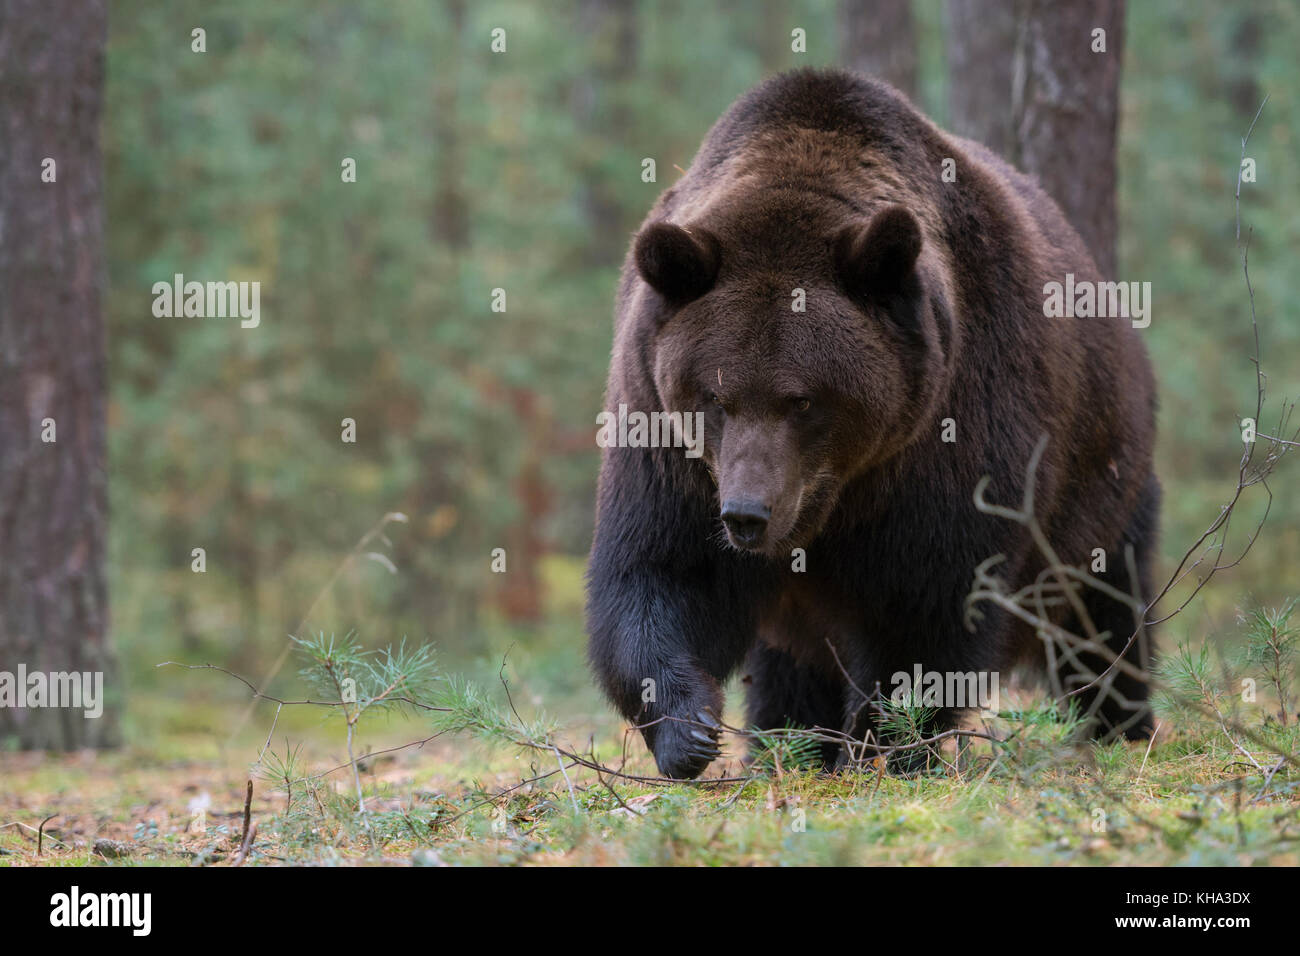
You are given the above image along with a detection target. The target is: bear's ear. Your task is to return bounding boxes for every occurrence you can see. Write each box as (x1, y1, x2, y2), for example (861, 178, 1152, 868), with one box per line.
(835, 204, 923, 302)
(634, 222, 720, 305)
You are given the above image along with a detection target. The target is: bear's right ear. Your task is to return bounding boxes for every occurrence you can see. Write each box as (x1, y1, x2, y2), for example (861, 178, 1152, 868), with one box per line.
(835, 204, 923, 302)
(634, 222, 720, 306)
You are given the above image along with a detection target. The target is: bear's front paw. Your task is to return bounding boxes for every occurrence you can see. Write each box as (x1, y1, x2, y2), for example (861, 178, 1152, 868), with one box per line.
(652, 708, 722, 780)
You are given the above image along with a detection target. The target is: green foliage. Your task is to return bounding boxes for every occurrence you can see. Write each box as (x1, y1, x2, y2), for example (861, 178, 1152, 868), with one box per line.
(429, 673, 557, 747)
(1152, 599, 1299, 767)
(747, 725, 826, 774)
(1121, 2, 1300, 593)
(293, 631, 441, 719)
(101, 2, 1300, 696)
(876, 692, 940, 747)
(995, 699, 1087, 735)
(1242, 598, 1298, 722)
(1154, 640, 1219, 722)
(254, 739, 305, 810)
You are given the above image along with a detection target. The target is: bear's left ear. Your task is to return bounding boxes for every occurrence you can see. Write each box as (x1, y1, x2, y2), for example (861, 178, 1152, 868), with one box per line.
(835, 204, 923, 302)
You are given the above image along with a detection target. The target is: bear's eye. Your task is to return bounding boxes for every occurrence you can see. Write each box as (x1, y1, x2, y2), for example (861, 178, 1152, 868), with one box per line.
(707, 391, 724, 408)
(793, 397, 812, 412)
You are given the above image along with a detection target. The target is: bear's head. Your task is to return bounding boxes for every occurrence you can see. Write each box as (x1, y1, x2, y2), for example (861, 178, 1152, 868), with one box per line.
(633, 194, 953, 557)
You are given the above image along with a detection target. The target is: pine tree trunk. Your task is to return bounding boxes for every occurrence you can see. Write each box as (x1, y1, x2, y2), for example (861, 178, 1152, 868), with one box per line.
(945, 0, 1018, 158)
(947, 0, 1124, 276)
(840, 0, 918, 101)
(573, 0, 637, 266)
(0, 0, 117, 748)
(1014, 0, 1124, 277)
(432, 0, 470, 251)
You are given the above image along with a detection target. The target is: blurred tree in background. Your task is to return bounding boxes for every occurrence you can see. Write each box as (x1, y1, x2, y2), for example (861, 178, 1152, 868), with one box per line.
(99, 1, 1299, 696)
(840, 0, 918, 100)
(0, 0, 117, 747)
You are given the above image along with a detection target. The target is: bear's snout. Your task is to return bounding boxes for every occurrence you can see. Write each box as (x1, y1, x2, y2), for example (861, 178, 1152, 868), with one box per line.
(721, 498, 771, 548)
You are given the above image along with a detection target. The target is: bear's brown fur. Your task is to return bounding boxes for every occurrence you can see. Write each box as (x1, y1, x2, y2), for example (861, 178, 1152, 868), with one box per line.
(587, 69, 1158, 779)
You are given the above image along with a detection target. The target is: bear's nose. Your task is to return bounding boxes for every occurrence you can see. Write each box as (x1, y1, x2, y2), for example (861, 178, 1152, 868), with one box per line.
(721, 499, 771, 547)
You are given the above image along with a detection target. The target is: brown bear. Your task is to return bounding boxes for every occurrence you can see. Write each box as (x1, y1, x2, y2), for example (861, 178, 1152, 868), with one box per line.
(586, 68, 1158, 779)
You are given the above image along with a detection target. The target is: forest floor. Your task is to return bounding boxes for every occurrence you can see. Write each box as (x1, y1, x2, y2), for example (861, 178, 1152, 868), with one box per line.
(3, 683, 1297, 867)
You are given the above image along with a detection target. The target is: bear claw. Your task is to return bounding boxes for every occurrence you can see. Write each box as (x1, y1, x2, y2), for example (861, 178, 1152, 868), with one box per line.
(652, 709, 723, 778)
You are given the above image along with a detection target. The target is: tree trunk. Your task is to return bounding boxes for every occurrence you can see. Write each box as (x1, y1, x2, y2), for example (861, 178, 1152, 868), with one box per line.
(0, 0, 116, 748)
(947, 0, 1124, 277)
(572, 0, 637, 266)
(839, 0, 918, 101)
(498, 386, 551, 626)
(432, 0, 470, 251)
(945, 0, 1018, 158)
(1014, 0, 1124, 277)
(1227, 10, 1261, 118)
(751, 0, 791, 74)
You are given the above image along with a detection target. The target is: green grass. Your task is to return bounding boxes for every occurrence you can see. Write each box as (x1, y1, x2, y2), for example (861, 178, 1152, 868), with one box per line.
(2, 675, 1297, 866)
(5, 559, 1295, 867)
